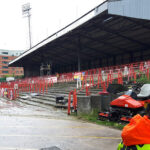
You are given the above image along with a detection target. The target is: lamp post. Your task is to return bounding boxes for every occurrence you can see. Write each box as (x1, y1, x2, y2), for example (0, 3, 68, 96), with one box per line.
(22, 3, 32, 49)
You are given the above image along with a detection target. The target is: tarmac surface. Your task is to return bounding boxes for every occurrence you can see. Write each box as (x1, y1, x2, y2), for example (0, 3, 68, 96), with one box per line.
(0, 98, 121, 150)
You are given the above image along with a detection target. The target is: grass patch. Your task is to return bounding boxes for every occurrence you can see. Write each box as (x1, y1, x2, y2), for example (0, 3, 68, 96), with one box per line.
(73, 109, 126, 130)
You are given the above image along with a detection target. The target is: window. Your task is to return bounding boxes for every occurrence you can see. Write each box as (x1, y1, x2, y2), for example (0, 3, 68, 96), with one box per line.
(2, 57, 8, 59)
(2, 61, 8, 64)
(2, 66, 8, 69)
(2, 52, 8, 55)
(2, 71, 8, 73)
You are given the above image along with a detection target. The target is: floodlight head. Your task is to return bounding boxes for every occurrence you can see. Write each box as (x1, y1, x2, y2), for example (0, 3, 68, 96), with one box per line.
(22, 3, 31, 15)
(22, 3, 32, 48)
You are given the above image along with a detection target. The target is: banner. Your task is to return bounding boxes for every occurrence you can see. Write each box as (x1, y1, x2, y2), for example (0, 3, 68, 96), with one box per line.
(74, 72, 85, 80)
(47, 76, 57, 83)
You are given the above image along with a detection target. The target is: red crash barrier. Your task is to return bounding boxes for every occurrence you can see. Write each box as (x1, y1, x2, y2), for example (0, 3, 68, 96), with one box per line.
(68, 89, 78, 115)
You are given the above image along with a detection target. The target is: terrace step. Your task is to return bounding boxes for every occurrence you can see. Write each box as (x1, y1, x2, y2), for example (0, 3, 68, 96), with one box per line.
(19, 97, 68, 109)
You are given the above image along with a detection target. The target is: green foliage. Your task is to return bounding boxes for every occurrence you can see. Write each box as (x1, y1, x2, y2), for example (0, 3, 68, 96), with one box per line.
(15, 75, 24, 79)
(136, 75, 150, 84)
(0, 75, 24, 82)
(76, 109, 125, 130)
(0, 78, 6, 82)
(4, 74, 14, 78)
(3, 75, 24, 79)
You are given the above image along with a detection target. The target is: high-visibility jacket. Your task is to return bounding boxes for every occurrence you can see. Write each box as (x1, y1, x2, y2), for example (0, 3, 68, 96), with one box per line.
(117, 142, 150, 150)
(122, 114, 150, 146)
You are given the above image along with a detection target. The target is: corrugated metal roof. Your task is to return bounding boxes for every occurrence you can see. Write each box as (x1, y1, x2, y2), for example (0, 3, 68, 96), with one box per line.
(108, 0, 150, 20)
(9, 1, 108, 66)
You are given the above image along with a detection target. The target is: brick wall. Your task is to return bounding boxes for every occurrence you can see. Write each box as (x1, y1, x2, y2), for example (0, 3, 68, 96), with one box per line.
(0, 55, 24, 78)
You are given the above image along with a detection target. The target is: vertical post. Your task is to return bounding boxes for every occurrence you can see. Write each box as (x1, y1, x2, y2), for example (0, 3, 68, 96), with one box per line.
(130, 52, 133, 63)
(140, 50, 143, 61)
(22, 3, 32, 49)
(106, 57, 109, 67)
(99, 58, 102, 68)
(121, 55, 124, 64)
(28, 12, 32, 49)
(78, 36, 81, 72)
(68, 92, 72, 115)
(113, 56, 116, 66)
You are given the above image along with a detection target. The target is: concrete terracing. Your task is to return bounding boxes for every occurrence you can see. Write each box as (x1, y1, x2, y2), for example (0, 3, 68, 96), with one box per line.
(18, 81, 102, 110)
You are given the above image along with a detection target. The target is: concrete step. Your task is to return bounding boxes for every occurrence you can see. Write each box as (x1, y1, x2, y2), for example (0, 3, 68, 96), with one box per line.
(34, 94, 70, 103)
(37, 94, 69, 101)
(30, 97, 57, 106)
(56, 84, 75, 87)
(19, 91, 70, 97)
(46, 91, 70, 95)
(47, 90, 70, 93)
(48, 86, 76, 90)
(46, 91, 72, 95)
(48, 85, 75, 88)
(33, 96, 56, 102)
(19, 88, 100, 98)
(18, 99, 55, 110)
(47, 89, 99, 95)
(19, 97, 68, 109)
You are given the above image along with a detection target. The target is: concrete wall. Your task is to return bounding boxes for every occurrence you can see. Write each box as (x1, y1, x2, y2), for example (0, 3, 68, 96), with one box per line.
(90, 95, 102, 111)
(77, 94, 119, 115)
(77, 96, 91, 115)
(91, 94, 118, 112)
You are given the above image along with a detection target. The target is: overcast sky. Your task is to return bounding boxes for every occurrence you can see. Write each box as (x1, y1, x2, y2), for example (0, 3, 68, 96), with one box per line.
(0, 0, 104, 51)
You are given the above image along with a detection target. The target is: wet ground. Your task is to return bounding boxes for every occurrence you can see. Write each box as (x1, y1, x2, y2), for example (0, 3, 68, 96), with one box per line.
(0, 98, 121, 150)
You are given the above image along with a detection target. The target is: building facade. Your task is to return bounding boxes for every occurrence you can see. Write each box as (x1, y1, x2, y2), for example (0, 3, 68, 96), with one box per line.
(0, 49, 24, 78)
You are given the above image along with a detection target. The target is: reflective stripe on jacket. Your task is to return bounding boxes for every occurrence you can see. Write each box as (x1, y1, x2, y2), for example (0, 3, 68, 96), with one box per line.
(117, 142, 150, 150)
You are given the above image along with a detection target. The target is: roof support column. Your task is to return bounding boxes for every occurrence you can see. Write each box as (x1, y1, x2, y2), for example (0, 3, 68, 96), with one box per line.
(121, 55, 124, 64)
(99, 58, 102, 67)
(140, 50, 143, 61)
(113, 56, 116, 66)
(130, 52, 134, 63)
(78, 37, 81, 72)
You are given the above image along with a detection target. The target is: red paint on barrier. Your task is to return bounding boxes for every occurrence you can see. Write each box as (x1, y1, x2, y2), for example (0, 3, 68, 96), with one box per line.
(68, 91, 72, 115)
